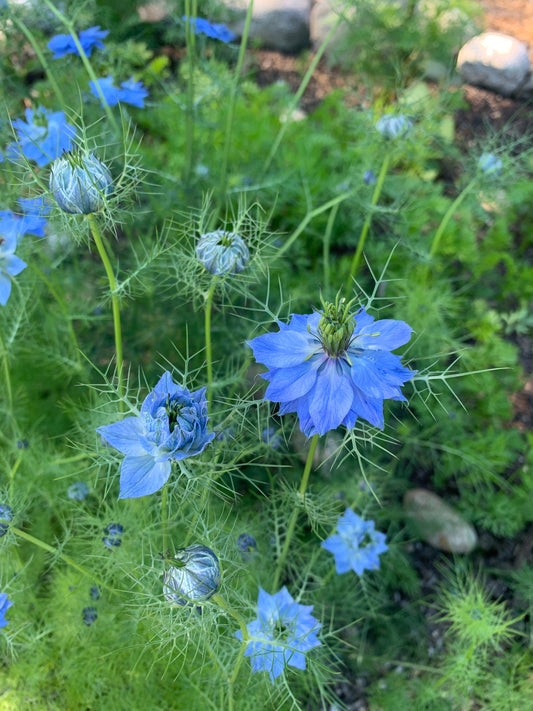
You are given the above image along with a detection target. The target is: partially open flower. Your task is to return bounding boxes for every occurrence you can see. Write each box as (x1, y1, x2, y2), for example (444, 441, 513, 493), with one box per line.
(163, 544, 221, 605)
(0, 504, 13, 537)
(196, 230, 249, 276)
(376, 114, 412, 140)
(49, 151, 112, 214)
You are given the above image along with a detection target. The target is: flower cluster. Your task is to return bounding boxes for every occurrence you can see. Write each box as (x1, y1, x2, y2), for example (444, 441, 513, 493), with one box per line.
(248, 297, 415, 437)
(48, 26, 108, 59)
(163, 545, 221, 605)
(236, 587, 321, 682)
(97, 372, 215, 498)
(89, 77, 148, 108)
(321, 508, 388, 575)
(49, 151, 113, 215)
(196, 231, 249, 276)
(8, 107, 76, 167)
(183, 16, 236, 43)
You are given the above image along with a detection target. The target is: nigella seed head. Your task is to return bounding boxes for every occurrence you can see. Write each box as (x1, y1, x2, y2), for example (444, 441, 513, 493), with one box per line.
(196, 230, 249, 276)
(82, 606, 98, 626)
(49, 150, 113, 215)
(163, 544, 221, 605)
(0, 504, 13, 537)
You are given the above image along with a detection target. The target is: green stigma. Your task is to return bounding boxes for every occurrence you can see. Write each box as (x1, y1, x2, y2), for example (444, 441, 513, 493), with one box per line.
(166, 394, 183, 433)
(317, 292, 357, 357)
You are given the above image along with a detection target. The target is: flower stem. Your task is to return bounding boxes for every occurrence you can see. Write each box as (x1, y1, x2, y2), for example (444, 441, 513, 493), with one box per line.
(11, 526, 111, 591)
(184, 0, 198, 182)
(205, 280, 217, 403)
(161, 483, 169, 553)
(349, 152, 390, 279)
(272, 433, 319, 591)
(212, 592, 249, 707)
(9, 454, 22, 503)
(87, 214, 124, 403)
(0, 330, 13, 413)
(428, 178, 476, 260)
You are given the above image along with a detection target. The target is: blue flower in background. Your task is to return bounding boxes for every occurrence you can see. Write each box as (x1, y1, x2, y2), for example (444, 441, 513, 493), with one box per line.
(237, 533, 258, 561)
(196, 230, 249, 276)
(261, 425, 282, 450)
(477, 152, 503, 176)
(18, 196, 52, 219)
(8, 107, 76, 167)
(67, 482, 89, 501)
(0, 593, 13, 628)
(0, 232, 27, 306)
(183, 16, 236, 43)
(89, 76, 148, 108)
(48, 26, 108, 59)
(97, 371, 215, 499)
(0, 207, 48, 241)
(321, 508, 388, 575)
(102, 522, 123, 548)
(363, 169, 376, 185)
(236, 587, 321, 682)
(376, 114, 412, 140)
(248, 296, 415, 437)
(82, 606, 97, 626)
(0, 504, 13, 537)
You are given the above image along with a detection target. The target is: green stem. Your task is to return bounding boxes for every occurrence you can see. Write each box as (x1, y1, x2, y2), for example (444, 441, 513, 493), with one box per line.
(11, 526, 110, 591)
(219, 0, 254, 196)
(9, 455, 22, 503)
(212, 592, 249, 708)
(12, 17, 67, 107)
(184, 0, 198, 182)
(428, 178, 476, 260)
(0, 330, 13, 413)
(323, 202, 339, 293)
(263, 15, 343, 173)
(205, 280, 217, 403)
(161, 483, 169, 553)
(87, 215, 124, 402)
(349, 153, 390, 279)
(272, 433, 319, 591)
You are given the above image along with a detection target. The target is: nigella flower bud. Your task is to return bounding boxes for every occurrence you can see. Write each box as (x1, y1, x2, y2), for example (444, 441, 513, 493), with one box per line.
(102, 522, 123, 548)
(477, 153, 503, 176)
(0, 504, 13, 537)
(82, 606, 98, 626)
(376, 114, 412, 140)
(163, 544, 221, 605)
(237, 533, 258, 561)
(67, 482, 89, 501)
(196, 230, 249, 276)
(363, 169, 376, 185)
(49, 150, 112, 214)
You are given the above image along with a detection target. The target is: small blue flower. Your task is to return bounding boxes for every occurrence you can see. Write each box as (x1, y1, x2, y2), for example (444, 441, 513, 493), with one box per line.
(67, 482, 89, 501)
(97, 372, 215, 499)
(0, 232, 27, 306)
(89, 76, 148, 108)
(0, 207, 47, 241)
(376, 114, 412, 140)
(48, 26, 109, 59)
(0, 504, 13, 537)
(49, 151, 113, 215)
(236, 587, 321, 682)
(183, 16, 236, 43)
(196, 230, 249, 276)
(262, 426, 282, 450)
(8, 107, 76, 167)
(82, 606, 98, 626)
(363, 169, 376, 185)
(163, 544, 221, 605)
(89, 585, 101, 601)
(477, 153, 503, 176)
(247, 296, 415, 437)
(237, 533, 258, 561)
(321, 508, 388, 575)
(16, 439, 29, 449)
(0, 592, 13, 628)
(102, 522, 123, 548)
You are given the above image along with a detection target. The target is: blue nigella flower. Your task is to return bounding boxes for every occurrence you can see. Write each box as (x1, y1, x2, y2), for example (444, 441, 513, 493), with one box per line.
(49, 151, 113, 215)
(0, 207, 48, 241)
(102, 522, 123, 548)
(375, 114, 412, 140)
(8, 107, 76, 167)
(0, 592, 13, 628)
(16, 439, 29, 449)
(196, 230, 249, 276)
(237, 533, 258, 561)
(82, 606, 98, 626)
(363, 169, 376, 185)
(247, 295, 415, 437)
(236, 586, 321, 682)
(67, 482, 89, 501)
(0, 504, 13, 537)
(89, 585, 101, 601)
(0, 232, 27, 306)
(477, 152, 503, 177)
(321, 508, 388, 575)
(48, 26, 109, 59)
(183, 16, 236, 43)
(97, 371, 215, 499)
(89, 76, 148, 108)
(261, 426, 282, 450)
(163, 544, 221, 605)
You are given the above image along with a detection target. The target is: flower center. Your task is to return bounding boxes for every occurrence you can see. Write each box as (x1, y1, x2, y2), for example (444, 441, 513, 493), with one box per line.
(317, 295, 356, 358)
(166, 395, 184, 433)
(219, 233, 234, 248)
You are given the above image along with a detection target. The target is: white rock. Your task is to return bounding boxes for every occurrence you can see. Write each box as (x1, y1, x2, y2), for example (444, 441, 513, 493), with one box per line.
(221, 0, 311, 52)
(457, 32, 531, 96)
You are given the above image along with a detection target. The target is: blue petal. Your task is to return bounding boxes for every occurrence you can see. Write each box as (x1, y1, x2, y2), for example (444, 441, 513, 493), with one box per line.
(119, 456, 171, 498)
(0, 274, 12, 306)
(287, 650, 307, 670)
(345, 390, 384, 429)
(357, 318, 413, 350)
(97, 417, 146, 456)
(248, 329, 316, 368)
(263, 360, 318, 402)
(348, 353, 401, 399)
(308, 360, 354, 435)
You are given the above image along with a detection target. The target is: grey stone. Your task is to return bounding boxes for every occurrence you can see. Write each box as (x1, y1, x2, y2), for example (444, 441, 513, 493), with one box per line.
(222, 0, 311, 53)
(457, 32, 531, 96)
(404, 488, 478, 553)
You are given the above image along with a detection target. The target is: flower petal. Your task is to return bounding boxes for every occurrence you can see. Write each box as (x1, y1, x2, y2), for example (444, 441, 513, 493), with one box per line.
(119, 456, 171, 498)
(308, 360, 353, 435)
(97, 417, 146, 456)
(357, 318, 413, 350)
(248, 329, 316, 369)
(263, 360, 318, 403)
